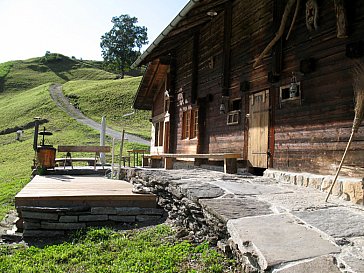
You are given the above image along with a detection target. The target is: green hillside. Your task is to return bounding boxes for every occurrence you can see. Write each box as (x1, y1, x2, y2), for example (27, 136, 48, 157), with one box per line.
(63, 77, 151, 138)
(0, 54, 150, 219)
(1, 53, 116, 93)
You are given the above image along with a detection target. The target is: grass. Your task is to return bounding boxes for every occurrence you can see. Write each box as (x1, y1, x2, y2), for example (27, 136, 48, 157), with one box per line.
(0, 225, 238, 273)
(0, 82, 148, 218)
(62, 77, 151, 139)
(2, 54, 115, 93)
(0, 84, 102, 217)
(0, 55, 238, 273)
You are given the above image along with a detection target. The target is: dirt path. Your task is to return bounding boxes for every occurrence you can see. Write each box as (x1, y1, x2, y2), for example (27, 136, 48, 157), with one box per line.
(49, 83, 150, 146)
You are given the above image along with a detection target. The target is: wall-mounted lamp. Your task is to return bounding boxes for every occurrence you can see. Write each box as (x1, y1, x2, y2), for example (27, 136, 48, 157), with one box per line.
(219, 96, 229, 114)
(289, 72, 298, 98)
(207, 11, 218, 17)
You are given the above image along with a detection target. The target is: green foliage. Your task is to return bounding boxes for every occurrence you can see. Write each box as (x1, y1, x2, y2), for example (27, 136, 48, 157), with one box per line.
(0, 225, 238, 273)
(100, 14, 148, 74)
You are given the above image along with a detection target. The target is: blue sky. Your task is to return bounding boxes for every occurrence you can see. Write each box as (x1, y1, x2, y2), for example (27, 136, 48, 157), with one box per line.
(0, 0, 188, 63)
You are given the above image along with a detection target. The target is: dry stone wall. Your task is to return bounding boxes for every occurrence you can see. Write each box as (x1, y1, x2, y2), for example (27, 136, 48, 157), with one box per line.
(18, 205, 165, 237)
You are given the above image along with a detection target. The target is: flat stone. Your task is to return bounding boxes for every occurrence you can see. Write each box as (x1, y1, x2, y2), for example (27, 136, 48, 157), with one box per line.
(18, 206, 90, 213)
(91, 207, 117, 215)
(24, 221, 41, 229)
(210, 180, 290, 196)
(199, 197, 272, 223)
(257, 185, 340, 212)
(116, 207, 141, 215)
(342, 180, 364, 204)
(140, 208, 164, 215)
(274, 255, 341, 273)
(109, 215, 135, 223)
(22, 211, 59, 221)
(136, 215, 162, 222)
(294, 207, 364, 237)
(339, 237, 364, 273)
(181, 183, 225, 202)
(78, 215, 108, 222)
(227, 214, 339, 271)
(59, 216, 78, 223)
(41, 222, 86, 230)
(23, 229, 65, 237)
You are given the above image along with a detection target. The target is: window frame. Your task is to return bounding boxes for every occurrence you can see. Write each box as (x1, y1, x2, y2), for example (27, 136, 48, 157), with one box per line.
(181, 108, 198, 140)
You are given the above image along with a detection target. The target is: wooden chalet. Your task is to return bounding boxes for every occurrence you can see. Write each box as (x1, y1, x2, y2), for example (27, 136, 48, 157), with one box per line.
(133, 0, 364, 178)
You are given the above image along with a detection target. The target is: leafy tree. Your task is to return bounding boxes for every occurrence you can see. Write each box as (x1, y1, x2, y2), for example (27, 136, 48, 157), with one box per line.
(100, 14, 148, 77)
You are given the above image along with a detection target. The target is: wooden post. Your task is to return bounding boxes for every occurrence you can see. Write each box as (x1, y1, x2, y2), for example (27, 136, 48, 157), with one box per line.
(164, 157, 174, 170)
(334, 0, 348, 38)
(224, 158, 237, 174)
(111, 138, 115, 178)
(117, 129, 125, 179)
(100, 116, 106, 165)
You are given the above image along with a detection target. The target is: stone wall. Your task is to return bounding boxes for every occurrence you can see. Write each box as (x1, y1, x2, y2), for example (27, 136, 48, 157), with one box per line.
(18, 205, 165, 237)
(263, 169, 364, 205)
(123, 168, 231, 243)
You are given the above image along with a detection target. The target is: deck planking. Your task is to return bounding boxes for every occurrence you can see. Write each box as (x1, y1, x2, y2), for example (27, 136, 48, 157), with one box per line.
(15, 175, 157, 208)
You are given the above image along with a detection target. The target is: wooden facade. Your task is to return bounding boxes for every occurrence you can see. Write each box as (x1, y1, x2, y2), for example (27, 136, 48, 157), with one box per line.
(133, 0, 364, 178)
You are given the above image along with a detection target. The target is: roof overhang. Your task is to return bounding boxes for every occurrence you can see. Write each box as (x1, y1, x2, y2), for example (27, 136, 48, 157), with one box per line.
(131, 0, 230, 68)
(133, 0, 230, 110)
(133, 58, 170, 110)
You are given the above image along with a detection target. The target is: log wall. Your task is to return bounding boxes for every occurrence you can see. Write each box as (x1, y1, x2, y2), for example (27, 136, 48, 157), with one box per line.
(167, 0, 364, 177)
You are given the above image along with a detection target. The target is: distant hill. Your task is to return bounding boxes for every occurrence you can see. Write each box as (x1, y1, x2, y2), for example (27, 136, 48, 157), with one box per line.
(0, 53, 151, 218)
(0, 53, 116, 93)
(0, 53, 151, 138)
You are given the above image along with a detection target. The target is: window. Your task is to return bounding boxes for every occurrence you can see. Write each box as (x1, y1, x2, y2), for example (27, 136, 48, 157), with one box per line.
(227, 111, 240, 125)
(280, 83, 301, 101)
(191, 109, 198, 139)
(154, 121, 164, 147)
(182, 109, 198, 139)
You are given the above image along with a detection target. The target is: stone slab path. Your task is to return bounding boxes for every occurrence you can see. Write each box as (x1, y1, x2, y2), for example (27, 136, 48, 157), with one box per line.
(129, 168, 364, 273)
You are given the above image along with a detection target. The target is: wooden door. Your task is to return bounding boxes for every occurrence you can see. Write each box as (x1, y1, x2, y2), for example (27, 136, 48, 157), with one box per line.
(248, 90, 269, 168)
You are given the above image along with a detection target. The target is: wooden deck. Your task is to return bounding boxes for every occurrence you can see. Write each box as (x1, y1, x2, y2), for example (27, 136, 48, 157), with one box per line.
(15, 175, 157, 208)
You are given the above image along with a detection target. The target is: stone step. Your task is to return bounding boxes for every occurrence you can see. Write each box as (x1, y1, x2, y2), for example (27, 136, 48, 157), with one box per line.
(227, 214, 340, 271)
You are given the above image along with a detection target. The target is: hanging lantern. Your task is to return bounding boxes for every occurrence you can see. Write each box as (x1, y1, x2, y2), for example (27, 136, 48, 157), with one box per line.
(289, 72, 298, 98)
(219, 100, 226, 114)
(219, 96, 228, 114)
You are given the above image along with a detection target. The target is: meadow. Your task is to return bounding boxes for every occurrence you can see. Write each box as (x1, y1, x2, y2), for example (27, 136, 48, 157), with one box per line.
(0, 54, 239, 272)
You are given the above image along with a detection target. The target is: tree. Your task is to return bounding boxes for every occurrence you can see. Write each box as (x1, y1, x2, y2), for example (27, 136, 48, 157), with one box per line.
(100, 14, 148, 77)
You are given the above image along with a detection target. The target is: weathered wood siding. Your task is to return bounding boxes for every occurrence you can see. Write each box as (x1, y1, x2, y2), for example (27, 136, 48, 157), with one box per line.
(168, 0, 363, 177)
(271, 0, 364, 177)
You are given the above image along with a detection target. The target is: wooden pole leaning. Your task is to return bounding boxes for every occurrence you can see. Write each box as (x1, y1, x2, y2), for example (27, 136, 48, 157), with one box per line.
(325, 61, 364, 202)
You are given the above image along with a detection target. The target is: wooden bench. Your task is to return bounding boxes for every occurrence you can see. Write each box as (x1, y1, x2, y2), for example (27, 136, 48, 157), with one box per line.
(143, 153, 241, 174)
(56, 145, 111, 169)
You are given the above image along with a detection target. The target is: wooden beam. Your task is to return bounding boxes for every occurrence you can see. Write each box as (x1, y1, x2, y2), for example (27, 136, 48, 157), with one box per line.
(58, 146, 111, 153)
(191, 31, 200, 104)
(222, 0, 233, 96)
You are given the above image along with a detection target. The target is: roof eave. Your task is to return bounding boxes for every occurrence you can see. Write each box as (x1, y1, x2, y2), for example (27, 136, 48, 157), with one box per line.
(131, 0, 201, 69)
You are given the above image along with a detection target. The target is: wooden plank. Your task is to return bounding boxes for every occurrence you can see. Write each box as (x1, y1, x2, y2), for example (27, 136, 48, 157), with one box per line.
(55, 157, 96, 162)
(153, 153, 241, 159)
(58, 145, 111, 153)
(15, 175, 156, 208)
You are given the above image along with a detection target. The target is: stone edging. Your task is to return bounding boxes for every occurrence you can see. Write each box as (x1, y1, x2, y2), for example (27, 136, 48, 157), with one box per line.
(263, 169, 364, 205)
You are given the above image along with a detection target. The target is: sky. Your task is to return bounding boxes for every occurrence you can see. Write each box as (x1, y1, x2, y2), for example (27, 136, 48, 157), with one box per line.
(0, 0, 188, 63)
